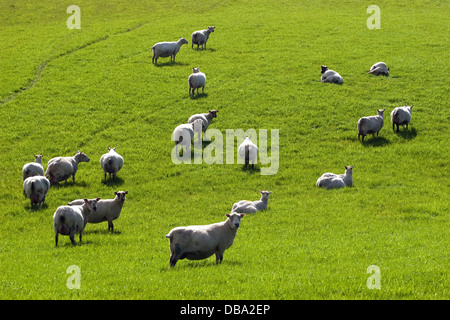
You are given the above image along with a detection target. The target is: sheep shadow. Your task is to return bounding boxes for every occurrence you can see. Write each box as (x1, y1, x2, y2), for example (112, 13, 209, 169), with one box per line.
(192, 47, 216, 52)
(361, 136, 390, 147)
(101, 176, 125, 187)
(396, 127, 417, 140)
(50, 180, 89, 189)
(84, 229, 122, 235)
(154, 61, 188, 68)
(163, 259, 243, 271)
(241, 165, 261, 174)
(189, 93, 208, 100)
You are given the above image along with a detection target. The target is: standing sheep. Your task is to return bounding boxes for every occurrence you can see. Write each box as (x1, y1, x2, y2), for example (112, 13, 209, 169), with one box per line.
(238, 137, 258, 169)
(357, 109, 385, 142)
(100, 147, 124, 182)
(68, 191, 128, 233)
(165, 212, 245, 268)
(368, 62, 389, 76)
(321, 65, 343, 85)
(23, 175, 50, 209)
(151, 38, 189, 64)
(172, 119, 204, 155)
(188, 67, 206, 96)
(191, 26, 216, 50)
(231, 191, 271, 214)
(53, 198, 100, 246)
(188, 110, 218, 140)
(22, 155, 44, 181)
(391, 105, 413, 133)
(45, 151, 90, 185)
(316, 166, 353, 189)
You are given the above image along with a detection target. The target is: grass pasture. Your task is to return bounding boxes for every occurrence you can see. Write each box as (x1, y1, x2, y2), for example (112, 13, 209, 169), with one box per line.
(0, 0, 449, 300)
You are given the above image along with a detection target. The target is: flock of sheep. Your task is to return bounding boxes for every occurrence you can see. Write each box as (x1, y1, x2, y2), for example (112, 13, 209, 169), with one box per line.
(21, 26, 415, 268)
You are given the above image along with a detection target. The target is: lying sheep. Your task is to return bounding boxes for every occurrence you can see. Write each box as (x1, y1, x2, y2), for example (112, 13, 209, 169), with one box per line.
(165, 212, 244, 268)
(191, 26, 216, 50)
(368, 62, 389, 76)
(53, 198, 100, 246)
(45, 151, 90, 185)
(68, 191, 128, 233)
(316, 166, 353, 189)
(23, 175, 50, 209)
(188, 110, 218, 140)
(238, 137, 258, 169)
(357, 109, 385, 141)
(100, 147, 124, 182)
(391, 105, 413, 132)
(232, 191, 271, 214)
(172, 119, 204, 154)
(188, 67, 206, 96)
(321, 65, 343, 85)
(151, 38, 188, 64)
(22, 155, 44, 181)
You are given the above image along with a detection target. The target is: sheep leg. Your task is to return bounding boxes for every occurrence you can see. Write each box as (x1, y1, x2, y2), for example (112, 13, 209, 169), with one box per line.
(55, 234, 59, 247)
(361, 135, 365, 142)
(406, 123, 408, 130)
(69, 233, 76, 245)
(108, 220, 114, 233)
(215, 252, 223, 264)
(202, 86, 204, 94)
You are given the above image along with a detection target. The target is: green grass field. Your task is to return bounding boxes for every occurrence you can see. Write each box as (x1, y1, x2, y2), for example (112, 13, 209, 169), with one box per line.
(0, 0, 448, 300)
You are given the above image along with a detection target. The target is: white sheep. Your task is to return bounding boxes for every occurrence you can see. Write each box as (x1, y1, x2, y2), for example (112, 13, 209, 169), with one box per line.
(191, 26, 216, 50)
(188, 67, 206, 96)
(357, 109, 385, 141)
(321, 65, 343, 85)
(68, 191, 128, 233)
(22, 154, 44, 181)
(231, 191, 271, 214)
(23, 175, 50, 209)
(45, 151, 90, 185)
(391, 105, 413, 132)
(316, 166, 353, 189)
(188, 110, 218, 140)
(238, 136, 258, 169)
(100, 147, 124, 182)
(151, 37, 189, 64)
(165, 212, 244, 268)
(368, 62, 389, 76)
(172, 119, 204, 155)
(53, 198, 100, 246)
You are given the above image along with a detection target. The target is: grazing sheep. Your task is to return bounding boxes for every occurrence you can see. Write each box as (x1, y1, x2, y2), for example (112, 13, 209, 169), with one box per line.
(357, 109, 385, 141)
(172, 119, 204, 154)
(151, 38, 189, 64)
(100, 147, 124, 182)
(188, 67, 206, 96)
(231, 191, 271, 214)
(321, 65, 343, 85)
(191, 26, 216, 50)
(368, 62, 389, 76)
(53, 198, 100, 246)
(316, 166, 353, 189)
(188, 110, 218, 140)
(23, 175, 50, 209)
(391, 105, 413, 133)
(22, 155, 44, 181)
(68, 191, 128, 233)
(238, 137, 258, 169)
(45, 151, 90, 185)
(165, 212, 244, 268)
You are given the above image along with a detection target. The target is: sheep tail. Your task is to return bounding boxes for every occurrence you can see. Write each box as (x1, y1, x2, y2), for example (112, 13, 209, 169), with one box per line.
(59, 213, 65, 223)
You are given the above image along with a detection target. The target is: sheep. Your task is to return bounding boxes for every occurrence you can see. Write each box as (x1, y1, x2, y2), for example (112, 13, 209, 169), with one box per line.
(188, 110, 218, 140)
(368, 62, 389, 76)
(316, 166, 353, 189)
(357, 109, 385, 141)
(191, 26, 216, 50)
(238, 136, 258, 169)
(45, 151, 90, 185)
(321, 65, 343, 85)
(172, 119, 204, 154)
(151, 38, 188, 64)
(188, 67, 206, 96)
(391, 105, 413, 133)
(68, 191, 128, 233)
(165, 212, 244, 268)
(23, 175, 50, 209)
(231, 191, 271, 214)
(100, 147, 124, 182)
(22, 155, 44, 181)
(53, 198, 100, 246)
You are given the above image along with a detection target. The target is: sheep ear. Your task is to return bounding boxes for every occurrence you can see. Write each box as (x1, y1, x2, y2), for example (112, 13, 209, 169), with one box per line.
(114, 192, 118, 195)
(125, 191, 128, 194)
(96, 197, 101, 201)
(240, 214, 245, 218)
(226, 214, 230, 218)
(84, 198, 88, 203)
